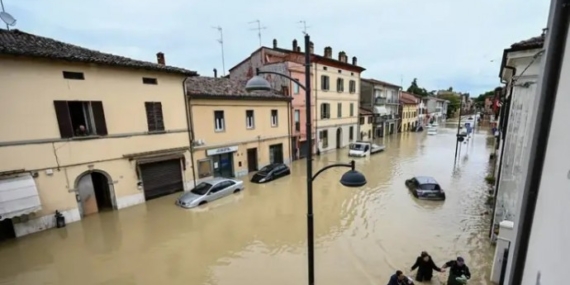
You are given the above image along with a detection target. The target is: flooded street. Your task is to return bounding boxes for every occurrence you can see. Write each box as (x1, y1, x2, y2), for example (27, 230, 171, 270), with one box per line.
(0, 125, 495, 285)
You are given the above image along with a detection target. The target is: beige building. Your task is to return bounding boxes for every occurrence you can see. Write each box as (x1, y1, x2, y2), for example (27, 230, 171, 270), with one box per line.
(357, 108, 374, 141)
(186, 77, 291, 179)
(313, 47, 365, 153)
(0, 29, 197, 239)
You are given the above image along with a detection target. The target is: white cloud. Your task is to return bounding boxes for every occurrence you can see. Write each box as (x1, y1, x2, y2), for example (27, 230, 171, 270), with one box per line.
(5, 0, 549, 95)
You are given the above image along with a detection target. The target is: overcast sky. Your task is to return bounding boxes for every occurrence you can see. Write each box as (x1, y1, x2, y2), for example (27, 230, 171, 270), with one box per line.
(6, 0, 549, 96)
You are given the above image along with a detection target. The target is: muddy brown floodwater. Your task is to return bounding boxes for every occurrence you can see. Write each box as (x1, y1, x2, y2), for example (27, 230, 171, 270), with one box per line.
(0, 125, 496, 285)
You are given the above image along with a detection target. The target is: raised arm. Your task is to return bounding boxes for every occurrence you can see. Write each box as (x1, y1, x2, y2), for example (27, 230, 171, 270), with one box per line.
(464, 265, 471, 279)
(441, 260, 455, 269)
(430, 259, 442, 272)
(411, 257, 420, 271)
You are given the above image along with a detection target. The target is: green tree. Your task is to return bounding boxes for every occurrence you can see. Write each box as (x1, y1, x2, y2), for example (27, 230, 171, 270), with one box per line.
(406, 78, 428, 97)
(438, 93, 461, 117)
(474, 90, 496, 108)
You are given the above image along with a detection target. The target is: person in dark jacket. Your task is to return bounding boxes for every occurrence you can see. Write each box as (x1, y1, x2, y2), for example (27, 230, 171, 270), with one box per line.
(387, 270, 413, 285)
(441, 256, 471, 285)
(410, 251, 442, 282)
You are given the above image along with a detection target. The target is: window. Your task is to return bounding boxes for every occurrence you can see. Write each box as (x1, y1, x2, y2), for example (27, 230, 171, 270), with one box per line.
(271, 109, 278, 127)
(350, 103, 354, 116)
(323, 66, 328, 70)
(246, 110, 255, 129)
(359, 117, 365, 125)
(294, 110, 300, 132)
(349, 126, 354, 141)
(62, 71, 85, 80)
(349, 80, 356, 93)
(293, 80, 300, 94)
(145, 102, 165, 132)
(197, 159, 213, 178)
(321, 75, 330, 90)
(320, 103, 330, 119)
(320, 130, 328, 148)
(281, 86, 290, 96)
(337, 103, 342, 118)
(336, 78, 344, 92)
(142, 77, 158, 85)
(53, 100, 108, 138)
(367, 116, 373, 124)
(214, 110, 225, 131)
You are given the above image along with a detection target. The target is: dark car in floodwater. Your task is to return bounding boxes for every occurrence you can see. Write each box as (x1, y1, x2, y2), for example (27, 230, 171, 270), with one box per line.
(405, 176, 446, 200)
(250, 163, 291, 183)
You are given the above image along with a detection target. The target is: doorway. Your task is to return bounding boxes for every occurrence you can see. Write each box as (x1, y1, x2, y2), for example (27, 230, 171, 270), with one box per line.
(213, 153, 234, 177)
(247, 148, 258, 172)
(336, 128, 342, 148)
(77, 171, 113, 217)
(299, 141, 309, 158)
(0, 219, 15, 242)
(269, 144, 284, 164)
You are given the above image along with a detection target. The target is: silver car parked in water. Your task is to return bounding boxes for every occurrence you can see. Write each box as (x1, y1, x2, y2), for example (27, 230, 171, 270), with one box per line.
(176, 177, 244, 209)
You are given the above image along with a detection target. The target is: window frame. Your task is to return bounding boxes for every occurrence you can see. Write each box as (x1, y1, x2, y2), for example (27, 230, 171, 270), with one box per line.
(337, 102, 342, 118)
(145, 102, 165, 132)
(197, 159, 213, 178)
(321, 75, 330, 91)
(350, 103, 354, 117)
(246, 110, 255, 129)
(214, 110, 225, 132)
(271, 109, 278, 127)
(53, 100, 108, 138)
(336, 78, 344, 92)
(349, 80, 356, 93)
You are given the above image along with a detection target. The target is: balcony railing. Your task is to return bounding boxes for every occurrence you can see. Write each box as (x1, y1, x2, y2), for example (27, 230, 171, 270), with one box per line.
(374, 97, 400, 105)
(374, 114, 400, 123)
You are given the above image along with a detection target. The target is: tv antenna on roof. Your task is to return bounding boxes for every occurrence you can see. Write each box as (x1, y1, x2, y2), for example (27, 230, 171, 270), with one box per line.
(248, 19, 267, 47)
(212, 25, 226, 76)
(298, 20, 310, 35)
(0, 0, 17, 30)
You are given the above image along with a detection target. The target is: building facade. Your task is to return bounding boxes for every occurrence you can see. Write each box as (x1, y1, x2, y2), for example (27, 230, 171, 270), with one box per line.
(0, 29, 198, 239)
(360, 79, 401, 137)
(399, 92, 419, 131)
(186, 77, 291, 179)
(357, 108, 374, 140)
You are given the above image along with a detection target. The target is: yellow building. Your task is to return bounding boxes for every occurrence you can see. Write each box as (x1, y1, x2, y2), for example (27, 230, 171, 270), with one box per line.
(400, 92, 420, 132)
(0, 29, 198, 239)
(186, 77, 292, 179)
(312, 46, 365, 152)
(357, 108, 374, 140)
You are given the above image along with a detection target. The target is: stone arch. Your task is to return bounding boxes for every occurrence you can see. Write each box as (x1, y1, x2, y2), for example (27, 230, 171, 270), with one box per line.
(74, 169, 116, 217)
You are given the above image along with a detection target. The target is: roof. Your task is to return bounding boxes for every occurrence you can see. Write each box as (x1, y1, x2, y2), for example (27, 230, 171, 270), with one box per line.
(359, 107, 374, 116)
(185, 77, 291, 101)
(361, 78, 401, 89)
(0, 29, 198, 76)
(400, 92, 419, 104)
(400, 96, 417, 105)
(414, 176, 439, 184)
(510, 34, 545, 50)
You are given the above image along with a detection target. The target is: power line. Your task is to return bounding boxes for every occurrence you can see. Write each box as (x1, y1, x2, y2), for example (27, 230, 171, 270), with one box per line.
(212, 26, 226, 76)
(248, 19, 267, 47)
(298, 20, 310, 35)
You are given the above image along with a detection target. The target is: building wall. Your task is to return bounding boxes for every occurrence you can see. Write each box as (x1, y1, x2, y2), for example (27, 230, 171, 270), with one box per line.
(0, 56, 192, 236)
(401, 104, 417, 131)
(189, 99, 291, 178)
(357, 115, 373, 140)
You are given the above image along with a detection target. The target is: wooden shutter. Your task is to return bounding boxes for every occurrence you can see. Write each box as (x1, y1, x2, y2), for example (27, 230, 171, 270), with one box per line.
(90, 101, 108, 136)
(145, 102, 165, 132)
(154, 102, 165, 131)
(53, 101, 73, 138)
(145, 102, 155, 131)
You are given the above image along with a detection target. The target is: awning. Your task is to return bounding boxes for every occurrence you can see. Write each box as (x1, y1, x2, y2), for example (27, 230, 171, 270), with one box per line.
(0, 174, 42, 221)
(374, 106, 388, 115)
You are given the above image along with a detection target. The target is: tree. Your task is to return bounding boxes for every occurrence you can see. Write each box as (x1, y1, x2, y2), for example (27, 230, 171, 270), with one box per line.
(438, 93, 461, 118)
(474, 90, 496, 108)
(406, 78, 428, 97)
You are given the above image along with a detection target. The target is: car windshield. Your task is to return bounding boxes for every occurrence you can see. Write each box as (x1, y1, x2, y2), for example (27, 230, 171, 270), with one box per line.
(190, 182, 212, 195)
(350, 144, 364, 150)
(420, 184, 440, 191)
(258, 165, 275, 173)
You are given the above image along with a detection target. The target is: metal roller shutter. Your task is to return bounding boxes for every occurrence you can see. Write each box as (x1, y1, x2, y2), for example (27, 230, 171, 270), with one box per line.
(140, 159, 183, 200)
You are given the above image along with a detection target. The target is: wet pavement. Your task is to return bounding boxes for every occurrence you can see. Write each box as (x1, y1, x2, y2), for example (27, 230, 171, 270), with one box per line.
(0, 125, 495, 285)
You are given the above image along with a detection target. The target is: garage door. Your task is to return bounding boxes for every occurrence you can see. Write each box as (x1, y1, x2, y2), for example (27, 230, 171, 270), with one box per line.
(140, 159, 183, 200)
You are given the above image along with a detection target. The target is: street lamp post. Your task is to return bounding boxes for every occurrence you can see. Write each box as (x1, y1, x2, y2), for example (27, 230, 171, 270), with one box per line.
(245, 34, 367, 285)
(454, 102, 466, 162)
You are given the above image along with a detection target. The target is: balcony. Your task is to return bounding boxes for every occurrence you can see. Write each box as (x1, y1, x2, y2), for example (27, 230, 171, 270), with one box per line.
(374, 97, 400, 105)
(374, 114, 399, 123)
(385, 99, 400, 105)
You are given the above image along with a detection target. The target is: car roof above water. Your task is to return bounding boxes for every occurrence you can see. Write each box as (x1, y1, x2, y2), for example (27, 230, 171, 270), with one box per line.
(202, 177, 231, 184)
(414, 176, 439, 185)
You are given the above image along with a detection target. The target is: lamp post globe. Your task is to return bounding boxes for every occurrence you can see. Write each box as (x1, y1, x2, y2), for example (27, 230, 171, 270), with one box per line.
(339, 170, 367, 187)
(245, 76, 272, 92)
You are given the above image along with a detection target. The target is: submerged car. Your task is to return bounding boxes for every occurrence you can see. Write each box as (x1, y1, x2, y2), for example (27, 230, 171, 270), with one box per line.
(176, 177, 244, 208)
(405, 176, 446, 200)
(250, 163, 290, 183)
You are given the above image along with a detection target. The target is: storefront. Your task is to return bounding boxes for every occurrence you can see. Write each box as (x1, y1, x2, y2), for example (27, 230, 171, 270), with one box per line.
(269, 144, 284, 164)
(206, 146, 238, 178)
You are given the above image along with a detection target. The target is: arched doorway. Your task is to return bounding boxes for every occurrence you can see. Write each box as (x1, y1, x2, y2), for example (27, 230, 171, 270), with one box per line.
(336, 127, 342, 149)
(76, 171, 115, 217)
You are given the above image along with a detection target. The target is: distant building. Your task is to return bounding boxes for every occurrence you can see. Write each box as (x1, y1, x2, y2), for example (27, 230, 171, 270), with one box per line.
(360, 78, 401, 137)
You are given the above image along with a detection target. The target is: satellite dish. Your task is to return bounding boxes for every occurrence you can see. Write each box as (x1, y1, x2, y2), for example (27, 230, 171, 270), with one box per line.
(0, 11, 16, 26)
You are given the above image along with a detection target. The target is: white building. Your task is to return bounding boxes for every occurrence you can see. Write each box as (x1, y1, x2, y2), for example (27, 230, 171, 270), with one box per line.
(490, 1, 567, 283)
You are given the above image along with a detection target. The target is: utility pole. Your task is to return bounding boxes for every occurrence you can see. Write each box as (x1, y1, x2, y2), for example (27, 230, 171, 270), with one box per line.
(248, 20, 267, 47)
(298, 20, 310, 35)
(454, 102, 465, 162)
(212, 26, 226, 76)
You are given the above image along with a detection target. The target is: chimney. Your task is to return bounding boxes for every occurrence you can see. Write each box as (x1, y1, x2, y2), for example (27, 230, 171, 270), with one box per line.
(213, 68, 218, 78)
(352, 56, 357, 65)
(292, 39, 298, 51)
(309, 41, 314, 54)
(324, 46, 332, 58)
(296, 46, 301, 52)
(273, 39, 278, 48)
(156, 52, 165, 65)
(338, 51, 347, 63)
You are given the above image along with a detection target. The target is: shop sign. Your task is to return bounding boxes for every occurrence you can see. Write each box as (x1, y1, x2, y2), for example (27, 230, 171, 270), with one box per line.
(206, 146, 238, 156)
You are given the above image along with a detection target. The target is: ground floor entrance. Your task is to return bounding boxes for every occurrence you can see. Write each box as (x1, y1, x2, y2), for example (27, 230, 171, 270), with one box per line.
(77, 171, 114, 216)
(0, 219, 15, 242)
(269, 144, 284, 164)
(212, 153, 234, 177)
(299, 141, 309, 158)
(140, 159, 184, 201)
(336, 128, 342, 149)
(247, 148, 258, 172)
(375, 124, 384, 138)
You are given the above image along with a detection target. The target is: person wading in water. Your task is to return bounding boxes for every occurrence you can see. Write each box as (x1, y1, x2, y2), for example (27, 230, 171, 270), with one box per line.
(441, 256, 471, 285)
(410, 251, 443, 282)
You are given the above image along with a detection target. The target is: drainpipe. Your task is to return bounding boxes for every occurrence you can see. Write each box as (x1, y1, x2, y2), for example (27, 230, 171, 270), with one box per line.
(183, 77, 197, 188)
(287, 83, 293, 163)
(313, 58, 319, 155)
(509, 1, 569, 283)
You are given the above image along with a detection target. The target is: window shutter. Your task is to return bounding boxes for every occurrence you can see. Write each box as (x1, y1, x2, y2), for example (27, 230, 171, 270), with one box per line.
(145, 102, 155, 131)
(53, 101, 73, 138)
(91, 101, 108, 136)
(154, 102, 165, 131)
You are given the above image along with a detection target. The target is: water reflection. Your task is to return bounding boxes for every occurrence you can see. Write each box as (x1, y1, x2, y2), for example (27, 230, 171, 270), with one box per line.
(0, 127, 495, 285)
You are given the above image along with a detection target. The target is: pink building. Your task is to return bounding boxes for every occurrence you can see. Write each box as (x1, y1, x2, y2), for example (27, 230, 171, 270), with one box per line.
(228, 39, 316, 160)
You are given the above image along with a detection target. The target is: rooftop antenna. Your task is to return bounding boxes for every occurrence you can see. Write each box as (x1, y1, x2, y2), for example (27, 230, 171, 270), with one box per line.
(0, 0, 17, 30)
(212, 26, 226, 76)
(298, 20, 310, 35)
(248, 19, 267, 47)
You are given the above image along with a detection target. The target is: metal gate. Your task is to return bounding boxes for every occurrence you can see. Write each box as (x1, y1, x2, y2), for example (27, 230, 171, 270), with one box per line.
(140, 159, 183, 200)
